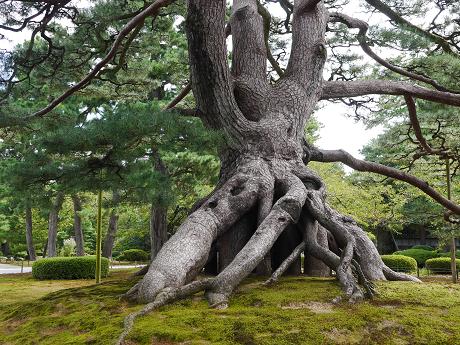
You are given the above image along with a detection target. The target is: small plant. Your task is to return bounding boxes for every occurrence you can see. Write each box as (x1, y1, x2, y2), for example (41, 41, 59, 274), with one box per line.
(381, 255, 417, 273)
(425, 257, 460, 274)
(118, 249, 149, 262)
(32, 256, 109, 280)
(60, 238, 76, 257)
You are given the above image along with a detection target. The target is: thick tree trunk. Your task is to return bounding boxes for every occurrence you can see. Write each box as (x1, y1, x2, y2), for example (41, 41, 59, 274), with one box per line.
(102, 191, 120, 259)
(25, 205, 37, 261)
(46, 192, 65, 257)
(125, 0, 420, 309)
(71, 195, 85, 256)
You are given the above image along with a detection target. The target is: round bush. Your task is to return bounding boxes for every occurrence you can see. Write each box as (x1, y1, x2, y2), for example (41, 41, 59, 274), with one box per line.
(381, 255, 417, 273)
(425, 257, 460, 274)
(393, 249, 438, 267)
(411, 245, 434, 251)
(118, 249, 149, 262)
(32, 256, 109, 280)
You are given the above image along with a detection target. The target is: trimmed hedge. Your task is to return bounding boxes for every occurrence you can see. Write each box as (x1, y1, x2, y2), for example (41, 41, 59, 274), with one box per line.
(381, 255, 417, 273)
(425, 257, 460, 274)
(118, 249, 149, 262)
(32, 256, 109, 280)
(393, 249, 438, 267)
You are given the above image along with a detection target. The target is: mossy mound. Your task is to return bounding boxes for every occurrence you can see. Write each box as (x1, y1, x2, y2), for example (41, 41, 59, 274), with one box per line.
(1, 271, 460, 345)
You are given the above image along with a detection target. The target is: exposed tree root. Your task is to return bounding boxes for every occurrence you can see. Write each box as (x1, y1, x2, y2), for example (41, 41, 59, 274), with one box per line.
(116, 278, 214, 345)
(264, 240, 305, 285)
(120, 162, 421, 345)
(206, 174, 308, 308)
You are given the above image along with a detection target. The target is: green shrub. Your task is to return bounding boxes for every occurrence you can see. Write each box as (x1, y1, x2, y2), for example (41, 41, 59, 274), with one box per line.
(32, 256, 109, 280)
(439, 250, 460, 259)
(425, 257, 460, 274)
(411, 245, 434, 251)
(381, 255, 417, 273)
(393, 249, 438, 267)
(118, 249, 149, 262)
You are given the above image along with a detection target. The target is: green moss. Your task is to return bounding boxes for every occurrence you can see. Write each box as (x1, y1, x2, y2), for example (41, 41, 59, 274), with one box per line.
(1, 272, 460, 345)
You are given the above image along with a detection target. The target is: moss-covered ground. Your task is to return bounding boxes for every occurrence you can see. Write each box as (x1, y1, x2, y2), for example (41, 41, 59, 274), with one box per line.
(1, 270, 459, 345)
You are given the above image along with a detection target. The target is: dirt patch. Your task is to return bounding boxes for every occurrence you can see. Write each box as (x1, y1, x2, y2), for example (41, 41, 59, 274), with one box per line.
(280, 301, 334, 313)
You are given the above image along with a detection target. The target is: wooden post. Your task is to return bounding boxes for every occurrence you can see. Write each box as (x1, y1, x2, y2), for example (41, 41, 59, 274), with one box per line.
(446, 158, 457, 283)
(96, 190, 102, 284)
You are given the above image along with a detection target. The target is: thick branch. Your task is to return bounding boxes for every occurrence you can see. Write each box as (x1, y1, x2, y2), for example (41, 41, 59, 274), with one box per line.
(285, 0, 327, 90)
(308, 146, 460, 214)
(186, 0, 249, 133)
(321, 80, 460, 107)
(231, 0, 267, 79)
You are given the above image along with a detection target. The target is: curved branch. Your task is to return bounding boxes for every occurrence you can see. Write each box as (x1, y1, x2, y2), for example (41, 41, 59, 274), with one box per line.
(404, 95, 446, 156)
(321, 80, 460, 107)
(257, 1, 284, 77)
(7, 0, 174, 123)
(329, 12, 458, 94)
(308, 145, 460, 214)
(364, 0, 459, 57)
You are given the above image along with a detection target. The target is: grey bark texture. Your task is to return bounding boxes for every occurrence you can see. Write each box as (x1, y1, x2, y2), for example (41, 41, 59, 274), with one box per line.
(71, 195, 85, 256)
(25, 204, 36, 261)
(124, 0, 427, 311)
(46, 192, 64, 258)
(149, 152, 168, 260)
(102, 191, 120, 259)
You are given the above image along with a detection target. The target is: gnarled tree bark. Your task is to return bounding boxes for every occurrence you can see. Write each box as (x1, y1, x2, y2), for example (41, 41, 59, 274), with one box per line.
(125, 0, 424, 312)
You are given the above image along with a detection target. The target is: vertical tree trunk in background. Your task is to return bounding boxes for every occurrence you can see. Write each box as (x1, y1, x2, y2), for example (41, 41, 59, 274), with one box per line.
(25, 204, 37, 261)
(72, 195, 85, 256)
(304, 225, 329, 276)
(149, 151, 169, 260)
(1, 241, 11, 257)
(46, 192, 65, 257)
(102, 191, 120, 259)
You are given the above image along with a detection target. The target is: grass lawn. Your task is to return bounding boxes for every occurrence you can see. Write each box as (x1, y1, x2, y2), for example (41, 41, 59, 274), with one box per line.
(1, 270, 460, 345)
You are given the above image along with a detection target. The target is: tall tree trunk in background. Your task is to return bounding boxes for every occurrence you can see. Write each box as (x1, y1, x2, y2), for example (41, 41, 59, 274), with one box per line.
(25, 204, 37, 261)
(46, 192, 65, 257)
(102, 191, 120, 259)
(72, 194, 85, 256)
(1, 241, 11, 257)
(149, 151, 168, 260)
